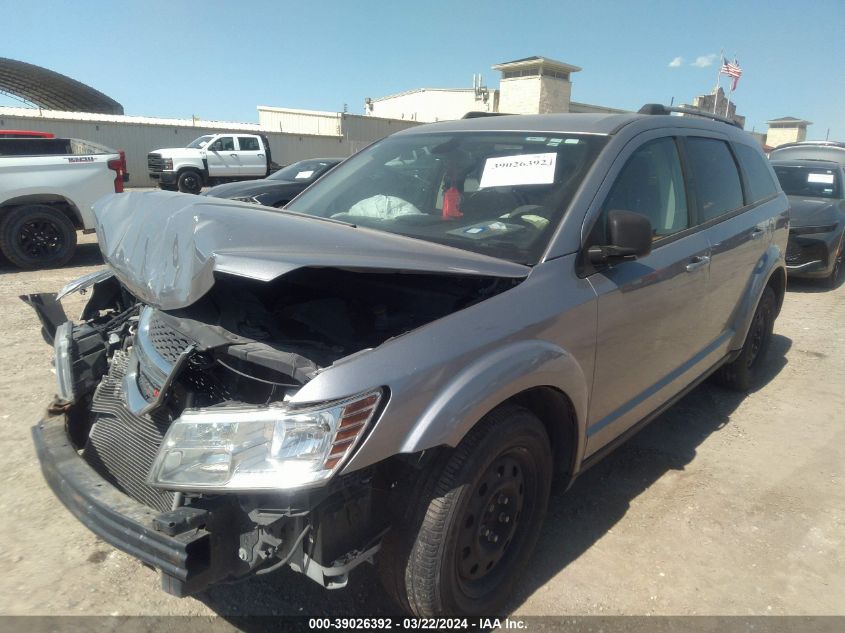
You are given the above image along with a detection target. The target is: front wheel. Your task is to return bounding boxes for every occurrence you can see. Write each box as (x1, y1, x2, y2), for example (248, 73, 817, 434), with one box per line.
(0, 205, 77, 269)
(715, 286, 776, 391)
(177, 169, 203, 194)
(379, 405, 552, 616)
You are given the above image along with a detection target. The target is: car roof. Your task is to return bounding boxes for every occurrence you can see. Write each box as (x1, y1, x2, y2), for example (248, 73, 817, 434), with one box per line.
(390, 112, 747, 138)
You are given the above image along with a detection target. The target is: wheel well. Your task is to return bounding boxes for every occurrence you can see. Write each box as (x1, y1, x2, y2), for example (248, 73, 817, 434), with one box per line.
(767, 266, 786, 316)
(506, 387, 578, 484)
(178, 166, 205, 181)
(0, 196, 82, 230)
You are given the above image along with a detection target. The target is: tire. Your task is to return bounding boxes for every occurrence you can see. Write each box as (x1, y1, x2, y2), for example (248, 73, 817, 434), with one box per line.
(715, 286, 776, 391)
(177, 169, 203, 194)
(823, 237, 843, 289)
(0, 205, 77, 269)
(379, 405, 553, 616)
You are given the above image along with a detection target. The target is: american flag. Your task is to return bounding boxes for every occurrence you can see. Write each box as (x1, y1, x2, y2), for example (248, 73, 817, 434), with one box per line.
(720, 57, 742, 90)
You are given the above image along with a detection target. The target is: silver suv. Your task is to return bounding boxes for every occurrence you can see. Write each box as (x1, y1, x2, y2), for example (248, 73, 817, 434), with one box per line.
(26, 105, 788, 616)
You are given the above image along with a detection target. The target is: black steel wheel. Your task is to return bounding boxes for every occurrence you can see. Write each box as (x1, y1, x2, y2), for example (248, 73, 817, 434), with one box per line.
(177, 169, 203, 194)
(715, 285, 776, 391)
(0, 205, 77, 269)
(379, 404, 553, 616)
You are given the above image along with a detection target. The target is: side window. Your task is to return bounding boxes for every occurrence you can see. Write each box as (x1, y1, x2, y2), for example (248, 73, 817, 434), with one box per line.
(733, 143, 778, 203)
(685, 137, 744, 222)
(603, 137, 689, 239)
(210, 136, 235, 151)
(238, 136, 260, 151)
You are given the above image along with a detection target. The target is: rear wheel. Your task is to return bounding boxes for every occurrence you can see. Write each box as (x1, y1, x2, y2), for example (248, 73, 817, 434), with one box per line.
(0, 205, 77, 269)
(715, 286, 776, 391)
(379, 405, 552, 616)
(177, 169, 203, 194)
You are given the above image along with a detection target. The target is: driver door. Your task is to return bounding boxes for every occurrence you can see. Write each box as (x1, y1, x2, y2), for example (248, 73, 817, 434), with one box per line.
(205, 136, 240, 177)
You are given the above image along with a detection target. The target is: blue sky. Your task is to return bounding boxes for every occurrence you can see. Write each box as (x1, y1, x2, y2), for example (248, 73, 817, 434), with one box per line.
(2, 0, 843, 139)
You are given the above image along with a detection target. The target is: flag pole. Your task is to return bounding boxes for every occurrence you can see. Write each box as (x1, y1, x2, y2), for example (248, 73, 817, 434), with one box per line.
(713, 49, 724, 113)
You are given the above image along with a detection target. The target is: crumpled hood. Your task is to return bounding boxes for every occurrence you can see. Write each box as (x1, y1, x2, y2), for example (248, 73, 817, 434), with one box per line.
(94, 191, 530, 310)
(787, 196, 843, 228)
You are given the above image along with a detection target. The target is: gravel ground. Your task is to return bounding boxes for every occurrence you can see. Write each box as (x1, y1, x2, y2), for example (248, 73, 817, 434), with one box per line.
(0, 232, 843, 619)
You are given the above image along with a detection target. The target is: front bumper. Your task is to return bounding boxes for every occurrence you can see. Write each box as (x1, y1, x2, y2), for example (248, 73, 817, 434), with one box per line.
(149, 171, 177, 185)
(32, 412, 241, 596)
(785, 234, 838, 278)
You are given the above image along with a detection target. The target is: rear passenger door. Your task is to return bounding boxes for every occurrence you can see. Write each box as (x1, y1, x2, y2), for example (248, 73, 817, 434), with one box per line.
(237, 136, 267, 177)
(585, 135, 713, 453)
(682, 137, 776, 349)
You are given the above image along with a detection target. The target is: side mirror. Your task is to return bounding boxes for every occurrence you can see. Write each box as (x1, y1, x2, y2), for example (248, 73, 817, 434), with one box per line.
(588, 210, 652, 265)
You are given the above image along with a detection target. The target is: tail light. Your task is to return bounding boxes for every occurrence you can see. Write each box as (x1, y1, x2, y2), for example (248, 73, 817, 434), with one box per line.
(107, 150, 127, 193)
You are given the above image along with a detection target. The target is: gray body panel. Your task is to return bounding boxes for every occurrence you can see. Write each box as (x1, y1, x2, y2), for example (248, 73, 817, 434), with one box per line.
(90, 112, 789, 483)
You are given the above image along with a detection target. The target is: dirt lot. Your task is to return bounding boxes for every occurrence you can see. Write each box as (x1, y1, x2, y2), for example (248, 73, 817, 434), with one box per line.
(0, 233, 843, 618)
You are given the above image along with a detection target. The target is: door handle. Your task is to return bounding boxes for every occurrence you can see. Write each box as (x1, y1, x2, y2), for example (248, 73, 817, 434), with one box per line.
(749, 228, 765, 240)
(230, 153, 238, 158)
(257, 154, 265, 158)
(685, 255, 710, 272)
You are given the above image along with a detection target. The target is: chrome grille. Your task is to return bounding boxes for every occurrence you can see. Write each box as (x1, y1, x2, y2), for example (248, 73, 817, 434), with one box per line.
(83, 350, 174, 512)
(147, 152, 163, 172)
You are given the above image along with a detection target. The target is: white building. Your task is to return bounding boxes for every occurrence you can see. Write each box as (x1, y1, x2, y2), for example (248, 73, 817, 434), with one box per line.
(365, 56, 629, 123)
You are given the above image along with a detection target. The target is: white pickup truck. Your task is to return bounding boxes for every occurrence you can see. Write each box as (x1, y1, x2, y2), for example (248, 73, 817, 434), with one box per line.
(0, 137, 127, 269)
(147, 133, 274, 194)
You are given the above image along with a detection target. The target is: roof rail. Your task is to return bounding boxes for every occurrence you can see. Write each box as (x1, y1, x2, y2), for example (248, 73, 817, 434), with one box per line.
(638, 103, 742, 128)
(462, 111, 511, 119)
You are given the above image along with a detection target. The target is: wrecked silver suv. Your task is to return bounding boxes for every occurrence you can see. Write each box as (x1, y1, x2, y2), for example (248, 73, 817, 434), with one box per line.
(26, 107, 788, 616)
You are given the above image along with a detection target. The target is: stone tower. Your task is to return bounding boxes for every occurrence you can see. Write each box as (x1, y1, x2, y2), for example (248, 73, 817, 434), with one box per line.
(492, 56, 582, 115)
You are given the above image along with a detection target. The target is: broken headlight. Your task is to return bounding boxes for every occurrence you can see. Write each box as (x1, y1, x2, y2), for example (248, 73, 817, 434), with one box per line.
(147, 390, 382, 491)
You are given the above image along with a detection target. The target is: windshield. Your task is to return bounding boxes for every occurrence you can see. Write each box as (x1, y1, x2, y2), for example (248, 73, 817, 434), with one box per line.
(286, 132, 607, 264)
(773, 165, 841, 199)
(269, 159, 339, 182)
(187, 135, 215, 149)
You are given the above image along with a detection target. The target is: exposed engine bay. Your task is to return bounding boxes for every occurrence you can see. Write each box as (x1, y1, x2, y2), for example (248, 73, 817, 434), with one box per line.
(26, 263, 517, 595)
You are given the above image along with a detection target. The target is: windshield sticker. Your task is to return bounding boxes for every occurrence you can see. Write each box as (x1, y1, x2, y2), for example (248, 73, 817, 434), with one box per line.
(547, 138, 563, 146)
(479, 152, 557, 188)
(295, 170, 315, 179)
(807, 173, 834, 184)
(525, 136, 547, 142)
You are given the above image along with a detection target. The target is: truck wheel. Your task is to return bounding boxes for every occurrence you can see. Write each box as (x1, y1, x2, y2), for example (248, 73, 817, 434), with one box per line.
(0, 205, 77, 269)
(177, 170, 203, 194)
(715, 286, 776, 391)
(379, 404, 552, 616)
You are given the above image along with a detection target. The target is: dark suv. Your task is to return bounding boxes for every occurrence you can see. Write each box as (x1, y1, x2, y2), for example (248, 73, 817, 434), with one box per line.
(25, 105, 788, 616)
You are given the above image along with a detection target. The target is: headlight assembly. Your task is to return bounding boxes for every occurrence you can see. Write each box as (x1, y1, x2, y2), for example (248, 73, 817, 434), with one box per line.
(147, 390, 382, 491)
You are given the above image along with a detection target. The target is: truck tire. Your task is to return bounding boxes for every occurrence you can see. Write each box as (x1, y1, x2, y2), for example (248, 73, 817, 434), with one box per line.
(177, 169, 203, 194)
(714, 285, 776, 391)
(0, 205, 77, 269)
(379, 404, 552, 616)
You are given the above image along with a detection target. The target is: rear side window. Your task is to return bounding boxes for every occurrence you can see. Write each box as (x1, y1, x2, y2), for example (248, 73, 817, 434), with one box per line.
(238, 136, 260, 151)
(602, 137, 689, 238)
(685, 138, 744, 222)
(733, 143, 779, 202)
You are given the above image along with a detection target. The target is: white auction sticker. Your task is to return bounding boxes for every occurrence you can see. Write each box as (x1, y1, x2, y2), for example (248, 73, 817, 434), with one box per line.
(807, 173, 834, 184)
(479, 152, 557, 188)
(295, 170, 315, 179)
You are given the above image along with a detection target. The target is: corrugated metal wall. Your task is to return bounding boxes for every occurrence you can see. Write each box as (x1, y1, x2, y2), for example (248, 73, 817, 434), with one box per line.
(258, 108, 342, 136)
(0, 112, 350, 186)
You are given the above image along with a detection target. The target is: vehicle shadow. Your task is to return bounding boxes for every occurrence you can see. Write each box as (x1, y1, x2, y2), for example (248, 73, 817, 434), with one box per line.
(0, 241, 102, 274)
(199, 335, 791, 626)
(786, 274, 843, 293)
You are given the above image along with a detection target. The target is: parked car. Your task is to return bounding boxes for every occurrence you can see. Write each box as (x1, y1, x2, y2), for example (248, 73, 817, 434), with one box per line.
(769, 140, 845, 165)
(25, 105, 788, 616)
(147, 133, 274, 194)
(771, 159, 845, 286)
(204, 158, 343, 207)
(0, 137, 127, 268)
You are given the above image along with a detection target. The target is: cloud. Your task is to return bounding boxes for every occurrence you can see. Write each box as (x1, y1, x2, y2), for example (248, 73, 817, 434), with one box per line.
(668, 57, 684, 68)
(692, 54, 718, 68)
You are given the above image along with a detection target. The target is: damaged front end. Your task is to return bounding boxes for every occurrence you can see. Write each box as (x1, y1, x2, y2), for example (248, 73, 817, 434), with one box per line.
(24, 220, 519, 596)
